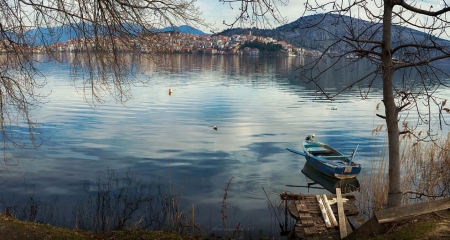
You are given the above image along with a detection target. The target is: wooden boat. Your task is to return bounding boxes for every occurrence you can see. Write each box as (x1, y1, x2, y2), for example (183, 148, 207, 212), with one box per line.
(287, 134, 361, 179)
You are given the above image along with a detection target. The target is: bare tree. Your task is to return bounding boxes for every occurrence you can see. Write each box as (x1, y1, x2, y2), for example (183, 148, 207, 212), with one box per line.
(282, 0, 450, 207)
(218, 0, 289, 30)
(0, 0, 205, 167)
(226, 0, 450, 208)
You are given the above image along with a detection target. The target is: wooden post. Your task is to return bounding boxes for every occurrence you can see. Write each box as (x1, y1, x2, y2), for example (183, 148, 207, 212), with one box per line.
(336, 188, 348, 239)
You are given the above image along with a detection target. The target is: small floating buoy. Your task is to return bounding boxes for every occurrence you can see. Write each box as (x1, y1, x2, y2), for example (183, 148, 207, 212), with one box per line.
(168, 88, 173, 96)
(331, 106, 337, 110)
(213, 126, 218, 130)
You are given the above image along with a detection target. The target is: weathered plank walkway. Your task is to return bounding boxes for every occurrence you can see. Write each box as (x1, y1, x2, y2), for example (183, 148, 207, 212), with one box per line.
(280, 191, 360, 239)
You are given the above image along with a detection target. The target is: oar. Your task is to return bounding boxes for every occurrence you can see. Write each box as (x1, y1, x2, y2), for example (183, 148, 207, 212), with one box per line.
(349, 144, 359, 165)
(286, 148, 307, 156)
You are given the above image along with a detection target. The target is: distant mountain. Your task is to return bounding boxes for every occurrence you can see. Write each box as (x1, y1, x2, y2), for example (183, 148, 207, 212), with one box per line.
(160, 25, 208, 35)
(217, 13, 450, 53)
(19, 23, 207, 46)
(23, 22, 125, 46)
(24, 25, 81, 46)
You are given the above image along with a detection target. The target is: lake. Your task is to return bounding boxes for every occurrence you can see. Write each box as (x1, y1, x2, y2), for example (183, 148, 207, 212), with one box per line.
(0, 54, 449, 238)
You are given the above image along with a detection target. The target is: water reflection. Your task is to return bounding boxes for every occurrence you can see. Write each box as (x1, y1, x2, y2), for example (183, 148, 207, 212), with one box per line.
(301, 162, 360, 194)
(0, 54, 448, 238)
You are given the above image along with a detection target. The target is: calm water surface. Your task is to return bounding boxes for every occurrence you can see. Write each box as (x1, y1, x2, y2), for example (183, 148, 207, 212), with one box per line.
(1, 54, 449, 238)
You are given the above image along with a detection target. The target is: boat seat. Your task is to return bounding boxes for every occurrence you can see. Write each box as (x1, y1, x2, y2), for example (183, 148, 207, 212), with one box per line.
(323, 156, 349, 159)
(333, 162, 348, 167)
(308, 147, 331, 154)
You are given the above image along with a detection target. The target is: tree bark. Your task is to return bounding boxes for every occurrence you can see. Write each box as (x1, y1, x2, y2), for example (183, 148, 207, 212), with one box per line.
(382, 1, 402, 208)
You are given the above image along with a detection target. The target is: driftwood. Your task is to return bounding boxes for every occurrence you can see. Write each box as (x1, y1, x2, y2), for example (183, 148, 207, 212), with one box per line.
(375, 197, 450, 224)
(346, 197, 450, 240)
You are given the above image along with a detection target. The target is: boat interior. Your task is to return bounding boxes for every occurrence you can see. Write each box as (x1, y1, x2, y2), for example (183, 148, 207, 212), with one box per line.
(304, 143, 359, 167)
(304, 144, 341, 157)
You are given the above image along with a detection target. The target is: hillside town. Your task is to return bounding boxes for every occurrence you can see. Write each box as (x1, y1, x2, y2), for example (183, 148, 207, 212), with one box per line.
(1, 32, 322, 57)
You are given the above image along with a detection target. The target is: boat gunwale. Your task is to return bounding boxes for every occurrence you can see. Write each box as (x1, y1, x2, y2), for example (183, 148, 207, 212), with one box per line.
(303, 140, 361, 168)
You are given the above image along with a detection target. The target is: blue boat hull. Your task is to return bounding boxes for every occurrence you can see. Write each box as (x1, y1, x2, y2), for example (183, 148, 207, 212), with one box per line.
(304, 155, 361, 179)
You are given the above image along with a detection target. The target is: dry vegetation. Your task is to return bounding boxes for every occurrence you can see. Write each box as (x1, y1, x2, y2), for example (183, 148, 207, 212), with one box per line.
(0, 212, 206, 240)
(358, 128, 450, 217)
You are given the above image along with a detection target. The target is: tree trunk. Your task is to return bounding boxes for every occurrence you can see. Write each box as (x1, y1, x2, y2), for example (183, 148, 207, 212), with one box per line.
(382, 1, 402, 208)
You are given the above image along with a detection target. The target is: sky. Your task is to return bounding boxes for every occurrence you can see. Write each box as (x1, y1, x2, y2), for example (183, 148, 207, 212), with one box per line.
(195, 0, 304, 33)
(195, 0, 446, 35)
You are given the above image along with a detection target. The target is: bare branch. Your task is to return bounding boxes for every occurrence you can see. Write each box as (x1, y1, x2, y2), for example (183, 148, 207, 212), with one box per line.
(395, 54, 450, 70)
(403, 190, 446, 198)
(398, 1, 450, 17)
(343, 36, 382, 45)
(376, 114, 386, 119)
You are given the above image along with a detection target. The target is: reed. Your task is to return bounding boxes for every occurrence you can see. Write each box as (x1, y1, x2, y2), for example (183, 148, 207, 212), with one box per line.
(356, 146, 388, 216)
(400, 133, 450, 202)
(220, 176, 235, 222)
(217, 176, 235, 238)
(0, 168, 196, 235)
(356, 131, 450, 217)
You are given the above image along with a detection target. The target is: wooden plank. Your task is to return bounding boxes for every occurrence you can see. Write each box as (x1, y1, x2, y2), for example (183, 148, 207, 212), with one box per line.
(375, 197, 450, 224)
(297, 200, 309, 213)
(294, 225, 306, 239)
(345, 217, 383, 240)
(345, 217, 353, 236)
(288, 201, 300, 219)
(328, 197, 349, 205)
(299, 213, 312, 219)
(316, 195, 332, 228)
(301, 219, 315, 227)
(347, 216, 366, 230)
(304, 226, 317, 236)
(343, 201, 360, 216)
(322, 194, 338, 227)
(336, 188, 347, 239)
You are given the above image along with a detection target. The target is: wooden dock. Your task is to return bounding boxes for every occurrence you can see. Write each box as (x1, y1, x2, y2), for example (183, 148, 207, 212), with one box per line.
(280, 190, 362, 239)
(282, 190, 450, 239)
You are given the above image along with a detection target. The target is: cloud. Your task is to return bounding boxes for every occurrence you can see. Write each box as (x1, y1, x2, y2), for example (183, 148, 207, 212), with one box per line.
(195, 0, 449, 40)
(195, 0, 305, 32)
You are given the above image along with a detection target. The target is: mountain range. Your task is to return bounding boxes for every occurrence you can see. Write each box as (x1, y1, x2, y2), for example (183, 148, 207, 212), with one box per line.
(17, 24, 209, 46)
(160, 25, 207, 35)
(10, 13, 450, 51)
(217, 13, 450, 52)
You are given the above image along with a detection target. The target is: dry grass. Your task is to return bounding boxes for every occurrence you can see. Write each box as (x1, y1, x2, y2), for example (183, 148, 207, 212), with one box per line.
(356, 140, 388, 216)
(356, 128, 450, 217)
(401, 133, 450, 202)
(0, 212, 205, 240)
